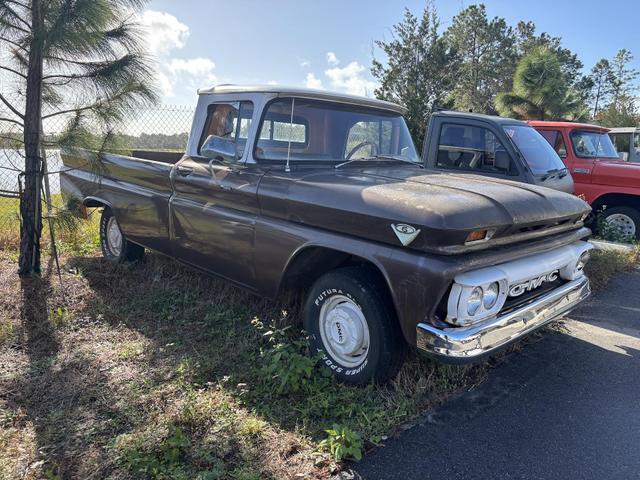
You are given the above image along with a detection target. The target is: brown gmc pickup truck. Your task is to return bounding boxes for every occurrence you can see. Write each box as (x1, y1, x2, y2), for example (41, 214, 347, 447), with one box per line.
(62, 85, 593, 384)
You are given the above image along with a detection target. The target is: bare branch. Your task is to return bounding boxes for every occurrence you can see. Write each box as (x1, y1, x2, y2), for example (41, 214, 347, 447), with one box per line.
(0, 92, 24, 119)
(41, 104, 98, 119)
(0, 64, 26, 78)
(0, 1, 31, 30)
(0, 116, 24, 127)
(0, 16, 29, 34)
(0, 34, 28, 52)
(4, 0, 30, 9)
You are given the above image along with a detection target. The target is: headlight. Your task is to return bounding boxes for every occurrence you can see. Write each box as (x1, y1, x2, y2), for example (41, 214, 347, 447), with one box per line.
(483, 282, 500, 309)
(467, 287, 483, 316)
(574, 251, 590, 276)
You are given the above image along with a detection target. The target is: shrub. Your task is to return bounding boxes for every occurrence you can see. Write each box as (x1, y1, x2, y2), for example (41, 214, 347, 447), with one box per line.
(257, 324, 321, 394)
(318, 424, 363, 461)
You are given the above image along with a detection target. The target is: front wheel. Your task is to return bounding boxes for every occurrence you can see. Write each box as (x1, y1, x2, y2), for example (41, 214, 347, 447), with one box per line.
(601, 206, 640, 241)
(303, 267, 407, 384)
(99, 208, 145, 263)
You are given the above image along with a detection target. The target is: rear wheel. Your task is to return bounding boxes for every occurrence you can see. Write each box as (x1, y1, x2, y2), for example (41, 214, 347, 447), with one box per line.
(303, 267, 407, 384)
(99, 208, 145, 263)
(601, 206, 640, 241)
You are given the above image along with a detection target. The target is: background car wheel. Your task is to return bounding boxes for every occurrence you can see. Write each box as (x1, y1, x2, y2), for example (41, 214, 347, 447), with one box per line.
(303, 266, 407, 384)
(99, 208, 145, 263)
(602, 206, 640, 240)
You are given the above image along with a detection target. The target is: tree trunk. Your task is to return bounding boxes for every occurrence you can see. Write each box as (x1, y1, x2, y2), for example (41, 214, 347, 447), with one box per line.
(18, 0, 44, 275)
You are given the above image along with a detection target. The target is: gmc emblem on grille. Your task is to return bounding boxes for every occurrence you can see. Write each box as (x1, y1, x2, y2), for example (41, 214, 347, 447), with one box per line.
(508, 270, 559, 297)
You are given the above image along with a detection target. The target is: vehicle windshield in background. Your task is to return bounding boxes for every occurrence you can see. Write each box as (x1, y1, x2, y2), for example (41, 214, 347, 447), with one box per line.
(570, 130, 618, 158)
(253, 98, 419, 164)
(503, 125, 566, 175)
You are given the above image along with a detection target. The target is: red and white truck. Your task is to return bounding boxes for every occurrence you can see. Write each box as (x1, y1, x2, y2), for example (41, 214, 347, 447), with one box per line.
(529, 121, 640, 240)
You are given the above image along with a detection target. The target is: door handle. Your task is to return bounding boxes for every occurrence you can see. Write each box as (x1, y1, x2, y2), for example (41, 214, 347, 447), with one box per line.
(177, 165, 193, 177)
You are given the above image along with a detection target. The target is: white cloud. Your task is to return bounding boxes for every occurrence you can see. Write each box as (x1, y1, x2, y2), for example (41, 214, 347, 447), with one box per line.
(139, 10, 190, 56)
(305, 73, 324, 90)
(267, 80, 279, 85)
(324, 61, 377, 96)
(326, 52, 339, 66)
(299, 59, 310, 68)
(137, 10, 216, 100)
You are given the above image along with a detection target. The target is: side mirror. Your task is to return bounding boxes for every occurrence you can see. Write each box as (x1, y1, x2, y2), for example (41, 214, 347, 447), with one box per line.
(495, 150, 511, 172)
(619, 152, 628, 161)
(201, 135, 236, 163)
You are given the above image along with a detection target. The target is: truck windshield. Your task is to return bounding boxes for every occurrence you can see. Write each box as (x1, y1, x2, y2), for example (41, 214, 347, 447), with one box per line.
(570, 130, 618, 158)
(503, 125, 566, 175)
(254, 98, 419, 164)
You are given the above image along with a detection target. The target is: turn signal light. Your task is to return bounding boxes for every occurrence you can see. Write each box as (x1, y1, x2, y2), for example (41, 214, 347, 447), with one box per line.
(466, 230, 488, 243)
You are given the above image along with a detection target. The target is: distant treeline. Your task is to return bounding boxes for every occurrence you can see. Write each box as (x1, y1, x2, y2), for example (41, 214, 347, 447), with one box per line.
(0, 131, 190, 151)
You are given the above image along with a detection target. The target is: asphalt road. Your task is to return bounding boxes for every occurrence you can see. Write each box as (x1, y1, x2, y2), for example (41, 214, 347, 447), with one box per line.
(353, 268, 640, 480)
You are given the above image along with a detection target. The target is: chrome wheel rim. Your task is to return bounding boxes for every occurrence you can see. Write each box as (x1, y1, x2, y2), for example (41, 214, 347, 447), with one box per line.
(605, 213, 636, 237)
(319, 295, 370, 368)
(106, 217, 123, 257)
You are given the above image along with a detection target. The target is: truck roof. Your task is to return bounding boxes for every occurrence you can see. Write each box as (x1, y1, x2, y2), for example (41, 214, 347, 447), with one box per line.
(434, 110, 528, 126)
(608, 127, 638, 134)
(527, 120, 610, 132)
(197, 84, 406, 114)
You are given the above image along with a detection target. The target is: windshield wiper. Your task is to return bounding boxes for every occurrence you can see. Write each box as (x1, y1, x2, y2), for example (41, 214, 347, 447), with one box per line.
(335, 155, 423, 169)
(540, 168, 568, 182)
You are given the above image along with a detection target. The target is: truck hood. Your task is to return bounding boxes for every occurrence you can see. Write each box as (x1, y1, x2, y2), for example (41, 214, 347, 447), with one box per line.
(258, 166, 591, 253)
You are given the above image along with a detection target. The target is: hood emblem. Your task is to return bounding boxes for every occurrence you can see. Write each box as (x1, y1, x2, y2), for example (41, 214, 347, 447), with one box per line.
(391, 223, 420, 246)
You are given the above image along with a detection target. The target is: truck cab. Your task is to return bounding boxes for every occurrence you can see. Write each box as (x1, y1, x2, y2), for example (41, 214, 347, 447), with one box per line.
(423, 111, 575, 194)
(530, 121, 640, 240)
(609, 127, 640, 163)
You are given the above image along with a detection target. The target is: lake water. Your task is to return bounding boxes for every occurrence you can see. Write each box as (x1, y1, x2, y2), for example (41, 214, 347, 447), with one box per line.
(0, 149, 63, 195)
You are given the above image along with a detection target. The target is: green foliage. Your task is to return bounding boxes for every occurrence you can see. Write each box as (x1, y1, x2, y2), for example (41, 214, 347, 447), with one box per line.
(595, 209, 637, 244)
(117, 423, 191, 479)
(592, 49, 639, 127)
(318, 424, 364, 462)
(444, 4, 517, 114)
(496, 47, 587, 121)
(372, 5, 457, 147)
(515, 20, 585, 88)
(257, 323, 321, 395)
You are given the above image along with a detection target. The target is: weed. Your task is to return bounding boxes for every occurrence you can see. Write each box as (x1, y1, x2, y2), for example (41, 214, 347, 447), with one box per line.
(238, 417, 267, 437)
(318, 424, 363, 461)
(585, 249, 639, 291)
(257, 323, 321, 395)
(594, 209, 638, 244)
(116, 423, 190, 479)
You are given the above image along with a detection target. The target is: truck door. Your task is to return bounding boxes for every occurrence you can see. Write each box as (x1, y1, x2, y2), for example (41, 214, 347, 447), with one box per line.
(564, 129, 595, 185)
(170, 101, 264, 290)
(423, 115, 528, 182)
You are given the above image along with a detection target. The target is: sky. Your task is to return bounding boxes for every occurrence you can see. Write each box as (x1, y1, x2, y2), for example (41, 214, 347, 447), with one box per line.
(101, 0, 640, 106)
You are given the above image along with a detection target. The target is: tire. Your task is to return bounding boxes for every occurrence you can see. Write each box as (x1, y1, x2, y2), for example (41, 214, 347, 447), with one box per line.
(303, 267, 407, 384)
(99, 208, 145, 263)
(601, 206, 640, 240)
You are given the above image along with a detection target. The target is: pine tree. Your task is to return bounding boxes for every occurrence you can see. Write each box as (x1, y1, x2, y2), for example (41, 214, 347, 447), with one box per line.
(0, 0, 157, 275)
(371, 4, 457, 147)
(496, 47, 587, 121)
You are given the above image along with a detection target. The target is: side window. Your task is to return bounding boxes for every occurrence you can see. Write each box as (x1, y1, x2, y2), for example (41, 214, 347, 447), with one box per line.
(199, 101, 253, 160)
(437, 123, 512, 175)
(345, 120, 392, 158)
(539, 130, 567, 157)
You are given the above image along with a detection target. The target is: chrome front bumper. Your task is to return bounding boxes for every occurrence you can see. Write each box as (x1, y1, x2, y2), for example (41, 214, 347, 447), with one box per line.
(416, 276, 590, 363)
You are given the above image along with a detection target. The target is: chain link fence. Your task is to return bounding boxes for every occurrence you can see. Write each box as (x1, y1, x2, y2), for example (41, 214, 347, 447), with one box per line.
(0, 105, 194, 247)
